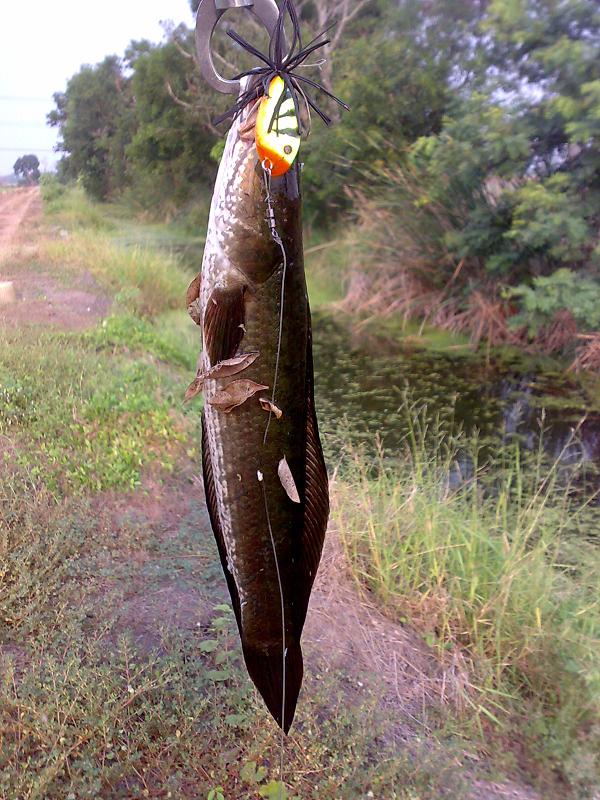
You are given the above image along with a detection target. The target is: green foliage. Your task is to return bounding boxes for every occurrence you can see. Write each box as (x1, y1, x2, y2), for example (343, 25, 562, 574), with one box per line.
(509, 268, 600, 336)
(49, 33, 218, 209)
(348, 0, 600, 346)
(506, 174, 592, 263)
(48, 56, 134, 199)
(39, 173, 66, 205)
(302, 0, 484, 220)
(124, 34, 217, 211)
(13, 153, 40, 185)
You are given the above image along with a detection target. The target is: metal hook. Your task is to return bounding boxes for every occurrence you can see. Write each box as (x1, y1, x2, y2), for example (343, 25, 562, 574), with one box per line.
(196, 0, 282, 95)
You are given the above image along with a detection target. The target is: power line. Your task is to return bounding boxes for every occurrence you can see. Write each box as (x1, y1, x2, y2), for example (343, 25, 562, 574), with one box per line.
(0, 120, 51, 126)
(0, 147, 57, 153)
(0, 95, 52, 102)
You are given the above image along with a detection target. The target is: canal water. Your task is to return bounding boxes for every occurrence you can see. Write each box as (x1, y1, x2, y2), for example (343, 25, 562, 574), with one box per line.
(311, 311, 600, 479)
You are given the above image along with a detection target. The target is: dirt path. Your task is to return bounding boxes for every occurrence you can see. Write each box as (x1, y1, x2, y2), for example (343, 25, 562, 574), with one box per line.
(0, 187, 111, 329)
(0, 186, 39, 248)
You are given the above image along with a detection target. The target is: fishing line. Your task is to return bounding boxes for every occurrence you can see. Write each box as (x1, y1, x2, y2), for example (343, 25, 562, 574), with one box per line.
(262, 159, 288, 446)
(260, 158, 288, 800)
(258, 471, 287, 799)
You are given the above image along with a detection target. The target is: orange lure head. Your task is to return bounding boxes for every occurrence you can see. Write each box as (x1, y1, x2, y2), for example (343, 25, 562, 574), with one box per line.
(255, 76, 301, 177)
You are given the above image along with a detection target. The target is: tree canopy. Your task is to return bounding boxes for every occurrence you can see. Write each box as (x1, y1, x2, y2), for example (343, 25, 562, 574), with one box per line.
(13, 154, 40, 185)
(47, 0, 600, 343)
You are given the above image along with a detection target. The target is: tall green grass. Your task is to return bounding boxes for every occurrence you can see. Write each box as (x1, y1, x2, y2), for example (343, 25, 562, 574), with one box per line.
(333, 415, 600, 789)
(40, 177, 113, 231)
(38, 180, 192, 317)
(39, 232, 189, 317)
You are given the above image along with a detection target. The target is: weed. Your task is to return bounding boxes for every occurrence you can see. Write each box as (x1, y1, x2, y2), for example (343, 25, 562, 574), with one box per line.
(0, 325, 191, 494)
(86, 311, 198, 372)
(0, 483, 468, 800)
(41, 178, 114, 232)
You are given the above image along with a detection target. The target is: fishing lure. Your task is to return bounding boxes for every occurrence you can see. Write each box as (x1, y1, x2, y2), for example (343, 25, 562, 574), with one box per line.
(215, 0, 349, 136)
(255, 76, 300, 177)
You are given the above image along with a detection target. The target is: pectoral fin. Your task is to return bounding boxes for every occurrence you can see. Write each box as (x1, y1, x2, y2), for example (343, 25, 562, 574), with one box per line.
(203, 286, 246, 366)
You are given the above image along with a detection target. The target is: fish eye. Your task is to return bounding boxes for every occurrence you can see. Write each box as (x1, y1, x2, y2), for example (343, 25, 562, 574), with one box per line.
(284, 145, 293, 155)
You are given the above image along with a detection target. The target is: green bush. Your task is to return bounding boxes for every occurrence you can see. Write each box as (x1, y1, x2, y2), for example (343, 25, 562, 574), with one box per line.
(509, 269, 600, 336)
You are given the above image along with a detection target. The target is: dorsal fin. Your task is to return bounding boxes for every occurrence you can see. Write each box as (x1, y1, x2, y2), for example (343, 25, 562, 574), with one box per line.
(296, 320, 329, 627)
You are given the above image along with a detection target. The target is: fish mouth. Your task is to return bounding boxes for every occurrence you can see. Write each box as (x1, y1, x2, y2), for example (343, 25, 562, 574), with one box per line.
(242, 638, 303, 733)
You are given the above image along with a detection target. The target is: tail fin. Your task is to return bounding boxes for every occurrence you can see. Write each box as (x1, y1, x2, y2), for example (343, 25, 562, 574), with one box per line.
(242, 638, 303, 733)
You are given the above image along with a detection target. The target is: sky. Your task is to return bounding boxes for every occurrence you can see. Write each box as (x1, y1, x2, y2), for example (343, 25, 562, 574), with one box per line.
(0, 0, 194, 176)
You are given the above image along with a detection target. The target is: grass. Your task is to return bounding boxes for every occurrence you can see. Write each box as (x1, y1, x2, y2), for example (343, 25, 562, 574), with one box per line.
(304, 231, 351, 308)
(0, 184, 480, 798)
(0, 322, 194, 495)
(333, 413, 600, 794)
(41, 178, 114, 232)
(0, 480, 465, 799)
(6, 180, 599, 796)
(37, 231, 190, 318)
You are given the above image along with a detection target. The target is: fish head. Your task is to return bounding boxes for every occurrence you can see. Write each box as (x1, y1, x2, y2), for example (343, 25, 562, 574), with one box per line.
(219, 95, 302, 286)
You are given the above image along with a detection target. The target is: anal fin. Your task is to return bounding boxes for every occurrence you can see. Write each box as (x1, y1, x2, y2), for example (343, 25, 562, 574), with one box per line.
(298, 321, 329, 622)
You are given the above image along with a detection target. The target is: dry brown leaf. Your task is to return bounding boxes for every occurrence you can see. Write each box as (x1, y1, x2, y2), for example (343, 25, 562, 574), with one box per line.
(188, 301, 201, 326)
(186, 274, 201, 305)
(206, 352, 259, 380)
(259, 398, 283, 419)
(209, 379, 269, 413)
(278, 456, 301, 503)
(184, 377, 204, 403)
(186, 274, 202, 325)
(183, 353, 260, 404)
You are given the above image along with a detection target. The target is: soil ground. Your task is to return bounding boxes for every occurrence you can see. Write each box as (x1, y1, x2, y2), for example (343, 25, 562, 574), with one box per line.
(0, 190, 544, 800)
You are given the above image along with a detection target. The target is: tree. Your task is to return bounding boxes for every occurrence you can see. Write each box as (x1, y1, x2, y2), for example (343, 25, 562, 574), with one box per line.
(13, 154, 40, 185)
(411, 0, 600, 282)
(301, 0, 487, 218)
(124, 31, 220, 209)
(354, 0, 600, 341)
(48, 56, 134, 199)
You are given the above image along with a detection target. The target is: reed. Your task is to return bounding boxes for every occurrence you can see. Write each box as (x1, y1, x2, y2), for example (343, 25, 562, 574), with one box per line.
(332, 412, 600, 785)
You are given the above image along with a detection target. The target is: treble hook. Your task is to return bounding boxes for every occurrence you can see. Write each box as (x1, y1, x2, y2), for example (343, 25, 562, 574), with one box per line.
(195, 0, 282, 95)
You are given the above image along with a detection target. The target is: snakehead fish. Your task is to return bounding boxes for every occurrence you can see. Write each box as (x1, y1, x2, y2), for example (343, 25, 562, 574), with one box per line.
(187, 84, 329, 732)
